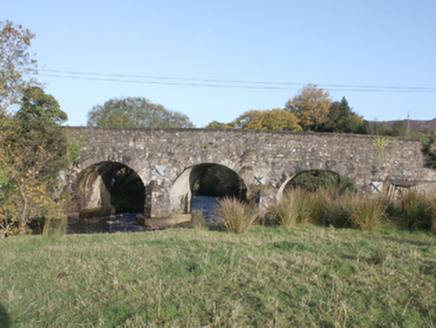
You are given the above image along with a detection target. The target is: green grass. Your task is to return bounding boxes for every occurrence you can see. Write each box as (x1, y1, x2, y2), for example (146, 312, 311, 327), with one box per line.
(0, 226, 435, 327)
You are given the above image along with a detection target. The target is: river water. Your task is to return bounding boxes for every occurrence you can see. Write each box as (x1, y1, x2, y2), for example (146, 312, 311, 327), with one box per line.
(66, 195, 220, 233)
(191, 195, 221, 223)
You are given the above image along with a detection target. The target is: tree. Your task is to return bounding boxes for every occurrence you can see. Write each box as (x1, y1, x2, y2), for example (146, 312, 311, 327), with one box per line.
(233, 109, 302, 131)
(390, 120, 407, 137)
(14, 87, 69, 184)
(0, 21, 69, 237)
(364, 120, 390, 136)
(206, 109, 301, 131)
(232, 110, 264, 129)
(87, 97, 195, 128)
(205, 121, 236, 129)
(17, 86, 67, 126)
(0, 87, 69, 236)
(323, 97, 365, 133)
(0, 20, 37, 113)
(285, 84, 332, 131)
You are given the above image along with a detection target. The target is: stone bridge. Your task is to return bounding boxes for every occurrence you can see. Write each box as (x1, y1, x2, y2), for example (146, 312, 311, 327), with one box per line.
(66, 127, 436, 220)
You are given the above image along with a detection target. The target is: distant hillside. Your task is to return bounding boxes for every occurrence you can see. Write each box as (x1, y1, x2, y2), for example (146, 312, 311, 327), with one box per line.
(374, 119, 436, 132)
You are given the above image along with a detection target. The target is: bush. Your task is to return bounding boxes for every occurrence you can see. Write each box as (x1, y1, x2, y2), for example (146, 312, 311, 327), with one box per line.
(216, 197, 258, 233)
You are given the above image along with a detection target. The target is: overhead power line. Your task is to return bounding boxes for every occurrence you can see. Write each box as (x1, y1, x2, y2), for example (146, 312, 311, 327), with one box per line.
(39, 69, 436, 93)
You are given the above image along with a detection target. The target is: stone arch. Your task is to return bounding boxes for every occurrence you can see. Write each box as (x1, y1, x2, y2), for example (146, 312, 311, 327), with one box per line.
(169, 163, 248, 216)
(75, 161, 146, 214)
(276, 169, 356, 200)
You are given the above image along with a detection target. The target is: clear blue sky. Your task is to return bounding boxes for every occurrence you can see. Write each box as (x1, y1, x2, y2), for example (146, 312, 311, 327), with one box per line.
(3, 0, 436, 127)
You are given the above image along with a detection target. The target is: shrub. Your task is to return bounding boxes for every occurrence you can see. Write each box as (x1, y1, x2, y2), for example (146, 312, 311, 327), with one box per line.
(349, 195, 386, 231)
(216, 197, 258, 233)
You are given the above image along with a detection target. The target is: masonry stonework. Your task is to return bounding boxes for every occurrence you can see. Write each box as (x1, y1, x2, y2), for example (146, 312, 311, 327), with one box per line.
(66, 127, 436, 218)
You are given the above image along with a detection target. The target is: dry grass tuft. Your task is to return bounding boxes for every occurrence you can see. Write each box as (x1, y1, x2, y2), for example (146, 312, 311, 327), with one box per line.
(348, 194, 386, 231)
(216, 197, 258, 233)
(399, 190, 436, 230)
(272, 188, 309, 228)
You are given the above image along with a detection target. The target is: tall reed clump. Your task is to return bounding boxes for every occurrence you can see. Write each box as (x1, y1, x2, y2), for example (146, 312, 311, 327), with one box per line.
(398, 190, 436, 231)
(216, 197, 258, 233)
(272, 187, 355, 229)
(348, 195, 386, 231)
(306, 188, 334, 225)
(271, 188, 309, 229)
(323, 194, 352, 228)
(303, 187, 354, 228)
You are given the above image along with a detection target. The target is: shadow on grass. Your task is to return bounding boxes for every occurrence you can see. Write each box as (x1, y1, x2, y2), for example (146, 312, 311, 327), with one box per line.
(0, 303, 10, 328)
(205, 223, 226, 232)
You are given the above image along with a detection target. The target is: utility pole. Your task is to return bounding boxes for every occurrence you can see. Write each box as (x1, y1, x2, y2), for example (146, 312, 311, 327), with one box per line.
(407, 112, 410, 136)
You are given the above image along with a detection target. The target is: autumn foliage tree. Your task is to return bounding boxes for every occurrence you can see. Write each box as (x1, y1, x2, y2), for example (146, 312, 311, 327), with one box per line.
(0, 87, 70, 236)
(285, 84, 332, 131)
(0, 20, 37, 113)
(232, 109, 302, 131)
(206, 84, 366, 135)
(206, 109, 301, 131)
(0, 21, 70, 236)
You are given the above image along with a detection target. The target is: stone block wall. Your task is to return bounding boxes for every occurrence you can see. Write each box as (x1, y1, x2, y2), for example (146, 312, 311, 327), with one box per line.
(66, 127, 436, 218)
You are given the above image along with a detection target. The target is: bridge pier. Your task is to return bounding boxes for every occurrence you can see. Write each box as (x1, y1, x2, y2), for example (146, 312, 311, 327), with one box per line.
(145, 181, 173, 218)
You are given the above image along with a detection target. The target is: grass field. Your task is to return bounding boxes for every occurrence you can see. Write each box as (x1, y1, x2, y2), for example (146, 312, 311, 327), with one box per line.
(0, 226, 435, 327)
